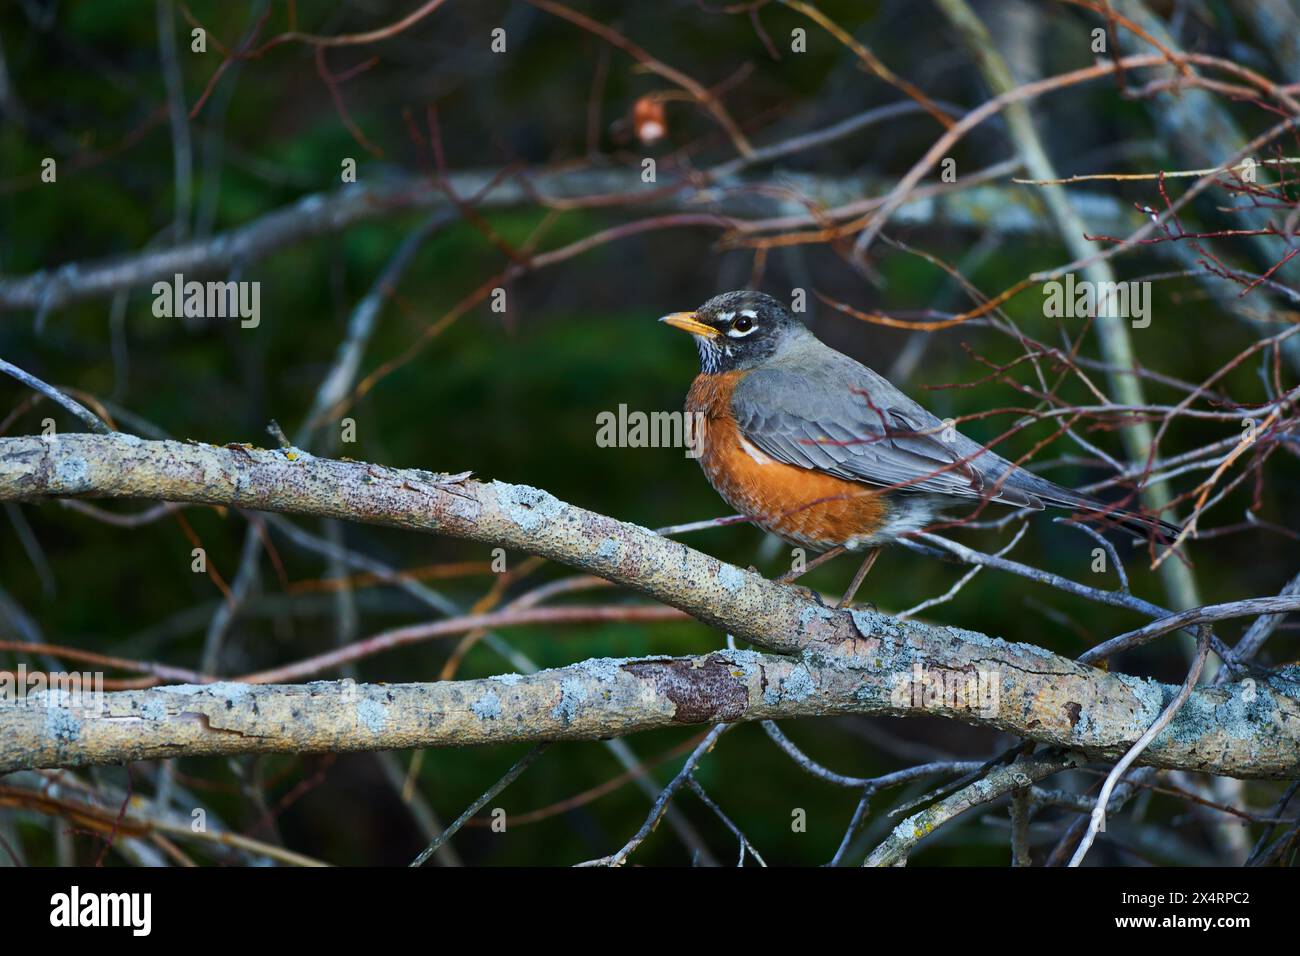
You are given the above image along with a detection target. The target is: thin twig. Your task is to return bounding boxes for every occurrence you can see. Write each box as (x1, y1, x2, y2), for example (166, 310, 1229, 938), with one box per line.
(409, 743, 550, 867)
(0, 358, 112, 434)
(1069, 625, 1213, 866)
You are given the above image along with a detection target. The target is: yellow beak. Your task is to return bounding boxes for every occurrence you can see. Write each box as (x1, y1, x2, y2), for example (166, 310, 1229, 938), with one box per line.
(658, 312, 719, 338)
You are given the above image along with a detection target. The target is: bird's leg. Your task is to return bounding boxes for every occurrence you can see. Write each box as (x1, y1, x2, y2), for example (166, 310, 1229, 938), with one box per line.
(836, 548, 881, 609)
(775, 545, 846, 585)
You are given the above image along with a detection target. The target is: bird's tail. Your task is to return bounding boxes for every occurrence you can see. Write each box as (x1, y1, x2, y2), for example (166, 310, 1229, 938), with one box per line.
(999, 469, 1182, 541)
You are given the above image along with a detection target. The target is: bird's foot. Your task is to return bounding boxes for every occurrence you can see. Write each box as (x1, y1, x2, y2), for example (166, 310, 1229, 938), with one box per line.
(839, 600, 878, 614)
(786, 583, 827, 606)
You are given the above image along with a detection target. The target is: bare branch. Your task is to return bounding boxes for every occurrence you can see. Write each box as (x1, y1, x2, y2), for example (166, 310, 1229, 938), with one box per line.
(864, 750, 1084, 867)
(0, 168, 1136, 315)
(0, 359, 113, 435)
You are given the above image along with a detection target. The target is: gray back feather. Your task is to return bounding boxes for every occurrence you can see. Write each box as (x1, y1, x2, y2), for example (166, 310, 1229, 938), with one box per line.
(730, 334, 1045, 508)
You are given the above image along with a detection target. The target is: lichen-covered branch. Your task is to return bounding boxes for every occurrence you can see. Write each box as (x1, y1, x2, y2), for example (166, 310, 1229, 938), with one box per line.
(864, 749, 1082, 866)
(0, 433, 1297, 778)
(2, 641, 1296, 778)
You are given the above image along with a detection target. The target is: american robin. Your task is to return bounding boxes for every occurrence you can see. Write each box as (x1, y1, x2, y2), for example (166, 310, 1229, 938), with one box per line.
(660, 291, 1181, 605)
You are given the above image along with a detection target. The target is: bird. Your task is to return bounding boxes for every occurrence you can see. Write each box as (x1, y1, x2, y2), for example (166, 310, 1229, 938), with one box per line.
(660, 290, 1181, 606)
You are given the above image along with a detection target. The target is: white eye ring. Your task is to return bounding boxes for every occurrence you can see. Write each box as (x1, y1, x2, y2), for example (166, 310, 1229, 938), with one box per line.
(726, 318, 757, 338)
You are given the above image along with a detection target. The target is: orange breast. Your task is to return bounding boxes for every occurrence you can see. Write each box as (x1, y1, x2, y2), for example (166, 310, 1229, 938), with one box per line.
(687, 372, 887, 551)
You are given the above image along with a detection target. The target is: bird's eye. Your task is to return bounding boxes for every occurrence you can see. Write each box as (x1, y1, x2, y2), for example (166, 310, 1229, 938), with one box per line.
(731, 316, 754, 333)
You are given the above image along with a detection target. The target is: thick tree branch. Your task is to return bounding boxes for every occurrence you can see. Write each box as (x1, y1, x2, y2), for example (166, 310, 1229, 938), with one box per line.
(2, 641, 1296, 778)
(0, 433, 1297, 778)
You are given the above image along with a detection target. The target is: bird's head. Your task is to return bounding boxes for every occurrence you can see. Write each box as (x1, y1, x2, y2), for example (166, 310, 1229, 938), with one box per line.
(659, 291, 808, 374)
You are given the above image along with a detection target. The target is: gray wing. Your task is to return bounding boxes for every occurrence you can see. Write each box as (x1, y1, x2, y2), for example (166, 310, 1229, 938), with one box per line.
(730, 357, 1045, 509)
